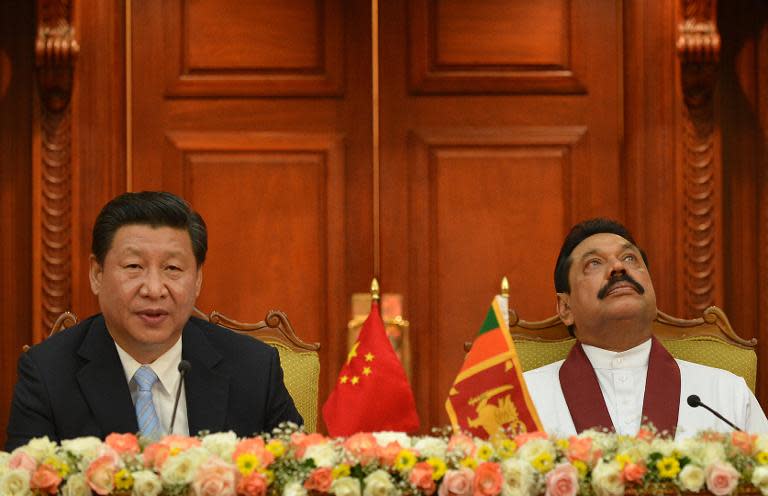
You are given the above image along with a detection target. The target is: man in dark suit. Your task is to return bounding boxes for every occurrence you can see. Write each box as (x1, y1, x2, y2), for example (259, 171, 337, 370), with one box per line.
(6, 191, 301, 451)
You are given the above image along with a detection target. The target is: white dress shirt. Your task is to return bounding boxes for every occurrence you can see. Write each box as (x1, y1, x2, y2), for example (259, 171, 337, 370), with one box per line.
(115, 338, 190, 436)
(523, 338, 768, 439)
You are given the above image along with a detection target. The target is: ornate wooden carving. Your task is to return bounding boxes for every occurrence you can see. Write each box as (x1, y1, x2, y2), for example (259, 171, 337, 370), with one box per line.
(35, 0, 79, 338)
(676, 0, 721, 315)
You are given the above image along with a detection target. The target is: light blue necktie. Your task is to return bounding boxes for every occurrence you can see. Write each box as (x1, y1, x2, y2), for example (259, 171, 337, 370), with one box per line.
(133, 365, 162, 438)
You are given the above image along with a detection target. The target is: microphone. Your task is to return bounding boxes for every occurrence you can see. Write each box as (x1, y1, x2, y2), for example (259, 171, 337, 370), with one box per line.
(169, 360, 191, 434)
(687, 394, 742, 432)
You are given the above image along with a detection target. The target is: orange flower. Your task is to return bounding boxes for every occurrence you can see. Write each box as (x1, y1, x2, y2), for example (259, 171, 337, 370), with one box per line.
(142, 442, 170, 470)
(237, 472, 268, 496)
(378, 441, 403, 467)
(566, 437, 594, 463)
(233, 438, 275, 468)
(344, 433, 379, 465)
(635, 428, 655, 442)
(292, 432, 327, 458)
(304, 467, 334, 492)
(514, 431, 548, 448)
(448, 433, 477, 457)
(410, 462, 437, 495)
(473, 462, 503, 496)
(30, 464, 62, 495)
(622, 462, 646, 483)
(731, 432, 756, 455)
(105, 433, 140, 455)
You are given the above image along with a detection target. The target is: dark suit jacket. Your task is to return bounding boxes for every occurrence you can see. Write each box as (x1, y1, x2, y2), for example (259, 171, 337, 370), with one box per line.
(5, 314, 302, 451)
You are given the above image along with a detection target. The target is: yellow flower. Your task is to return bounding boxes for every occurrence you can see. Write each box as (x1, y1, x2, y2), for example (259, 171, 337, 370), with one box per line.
(656, 456, 680, 479)
(572, 460, 588, 479)
(756, 452, 768, 466)
(394, 450, 417, 472)
(495, 439, 517, 459)
(476, 444, 494, 461)
(556, 439, 570, 451)
(260, 468, 275, 485)
(427, 457, 447, 480)
(459, 457, 477, 469)
(266, 439, 286, 458)
(332, 464, 351, 479)
(114, 469, 133, 491)
(615, 454, 632, 469)
(237, 453, 260, 476)
(532, 452, 554, 473)
(43, 456, 70, 478)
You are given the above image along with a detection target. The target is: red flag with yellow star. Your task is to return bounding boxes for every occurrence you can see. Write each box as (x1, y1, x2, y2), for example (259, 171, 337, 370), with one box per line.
(322, 300, 419, 435)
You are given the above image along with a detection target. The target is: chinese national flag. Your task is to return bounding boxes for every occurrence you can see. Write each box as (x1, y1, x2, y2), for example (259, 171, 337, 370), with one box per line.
(445, 295, 542, 438)
(322, 300, 419, 436)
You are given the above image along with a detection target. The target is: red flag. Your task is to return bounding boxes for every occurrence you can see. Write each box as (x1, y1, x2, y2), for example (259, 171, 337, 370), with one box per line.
(322, 301, 419, 435)
(445, 296, 542, 438)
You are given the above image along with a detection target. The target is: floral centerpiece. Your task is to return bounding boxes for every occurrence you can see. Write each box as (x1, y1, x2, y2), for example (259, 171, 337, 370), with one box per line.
(2, 425, 768, 496)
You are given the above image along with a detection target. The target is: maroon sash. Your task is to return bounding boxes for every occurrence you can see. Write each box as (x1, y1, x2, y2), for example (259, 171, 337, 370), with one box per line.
(559, 336, 680, 435)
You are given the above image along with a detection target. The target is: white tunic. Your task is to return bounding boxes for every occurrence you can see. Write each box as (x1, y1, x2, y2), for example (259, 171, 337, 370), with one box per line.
(522, 339, 768, 439)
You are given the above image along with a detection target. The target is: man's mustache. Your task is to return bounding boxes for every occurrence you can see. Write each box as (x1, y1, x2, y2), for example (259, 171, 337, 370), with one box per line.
(597, 273, 645, 300)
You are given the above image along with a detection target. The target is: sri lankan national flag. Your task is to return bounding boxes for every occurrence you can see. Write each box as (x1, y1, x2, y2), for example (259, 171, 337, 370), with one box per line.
(445, 295, 542, 438)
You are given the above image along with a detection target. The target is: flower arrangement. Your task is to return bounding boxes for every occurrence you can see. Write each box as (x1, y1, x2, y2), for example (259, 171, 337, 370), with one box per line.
(1, 425, 768, 496)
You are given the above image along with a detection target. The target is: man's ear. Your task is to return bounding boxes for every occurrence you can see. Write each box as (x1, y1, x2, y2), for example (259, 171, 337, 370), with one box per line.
(195, 265, 203, 297)
(89, 255, 103, 296)
(556, 293, 574, 326)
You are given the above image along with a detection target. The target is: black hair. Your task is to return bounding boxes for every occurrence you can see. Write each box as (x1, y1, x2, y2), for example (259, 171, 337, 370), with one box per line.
(91, 191, 207, 266)
(554, 218, 648, 294)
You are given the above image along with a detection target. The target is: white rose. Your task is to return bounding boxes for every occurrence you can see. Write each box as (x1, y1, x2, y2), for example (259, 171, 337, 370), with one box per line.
(0, 468, 31, 496)
(413, 437, 447, 459)
(678, 464, 706, 493)
(332, 476, 362, 496)
(752, 466, 768, 496)
(61, 473, 91, 496)
(516, 439, 555, 464)
(363, 469, 396, 496)
(591, 459, 624, 496)
(284, 480, 309, 496)
(303, 443, 339, 468)
(132, 470, 163, 496)
(22, 437, 57, 462)
(373, 432, 412, 448)
(161, 447, 209, 485)
(61, 437, 103, 462)
(500, 458, 536, 496)
(0, 452, 11, 478)
(756, 435, 768, 454)
(202, 431, 238, 461)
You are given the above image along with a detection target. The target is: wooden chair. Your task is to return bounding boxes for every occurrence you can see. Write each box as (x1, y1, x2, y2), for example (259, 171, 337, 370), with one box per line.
(34, 308, 321, 431)
(504, 306, 758, 393)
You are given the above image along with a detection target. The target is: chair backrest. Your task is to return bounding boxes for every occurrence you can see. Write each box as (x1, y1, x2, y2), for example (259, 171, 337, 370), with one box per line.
(36, 309, 321, 431)
(506, 305, 758, 393)
(207, 309, 321, 432)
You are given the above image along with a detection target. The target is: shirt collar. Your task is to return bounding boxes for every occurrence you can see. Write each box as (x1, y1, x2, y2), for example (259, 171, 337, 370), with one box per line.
(114, 337, 183, 395)
(581, 338, 652, 369)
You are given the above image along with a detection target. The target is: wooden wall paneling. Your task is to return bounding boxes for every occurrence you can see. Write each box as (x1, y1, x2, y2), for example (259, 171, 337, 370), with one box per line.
(759, 6, 768, 407)
(409, 0, 586, 94)
(407, 128, 587, 427)
(676, 0, 724, 317)
(0, 0, 35, 449)
(162, 0, 343, 97)
(622, 1, 683, 316)
(32, 0, 80, 342)
(383, 0, 622, 428)
(71, 0, 127, 319)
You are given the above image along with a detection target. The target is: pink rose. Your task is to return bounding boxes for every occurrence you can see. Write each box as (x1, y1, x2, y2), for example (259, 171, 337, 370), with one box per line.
(514, 431, 548, 447)
(237, 472, 268, 496)
(706, 461, 740, 496)
(566, 437, 593, 463)
(291, 432, 327, 458)
(160, 434, 201, 451)
(473, 462, 503, 496)
(105, 432, 140, 455)
(143, 442, 171, 470)
(344, 432, 379, 465)
(545, 463, 578, 496)
(304, 467, 334, 492)
(85, 455, 116, 495)
(30, 464, 62, 495)
(622, 462, 646, 483)
(8, 450, 37, 474)
(233, 437, 275, 467)
(439, 468, 475, 496)
(194, 457, 237, 496)
(378, 441, 403, 466)
(448, 433, 477, 457)
(410, 462, 437, 495)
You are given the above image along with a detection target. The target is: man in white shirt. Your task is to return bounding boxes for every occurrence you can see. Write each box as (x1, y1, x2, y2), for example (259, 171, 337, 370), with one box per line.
(523, 218, 768, 439)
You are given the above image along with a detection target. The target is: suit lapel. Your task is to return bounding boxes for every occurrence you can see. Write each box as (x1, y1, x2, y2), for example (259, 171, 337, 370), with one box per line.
(182, 319, 229, 436)
(76, 316, 138, 436)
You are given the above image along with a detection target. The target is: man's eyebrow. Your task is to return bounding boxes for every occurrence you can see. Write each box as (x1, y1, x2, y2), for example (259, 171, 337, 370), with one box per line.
(578, 249, 600, 261)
